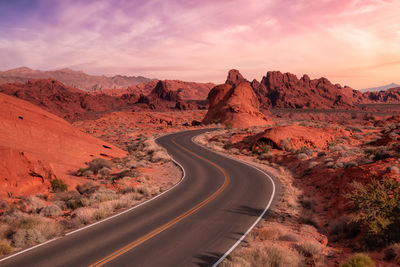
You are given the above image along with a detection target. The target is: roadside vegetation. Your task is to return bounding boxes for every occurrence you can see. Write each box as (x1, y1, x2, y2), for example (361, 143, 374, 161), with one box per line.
(0, 135, 179, 254)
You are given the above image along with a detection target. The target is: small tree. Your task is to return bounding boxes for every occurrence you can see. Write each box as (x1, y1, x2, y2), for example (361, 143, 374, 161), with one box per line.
(348, 177, 400, 247)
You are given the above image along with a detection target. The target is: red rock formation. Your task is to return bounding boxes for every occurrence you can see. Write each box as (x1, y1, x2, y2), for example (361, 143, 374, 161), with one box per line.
(102, 79, 214, 100)
(252, 71, 356, 109)
(202, 70, 269, 127)
(0, 93, 126, 197)
(355, 87, 400, 104)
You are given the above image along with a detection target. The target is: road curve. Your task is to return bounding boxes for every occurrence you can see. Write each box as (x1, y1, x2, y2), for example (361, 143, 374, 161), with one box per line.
(0, 129, 277, 267)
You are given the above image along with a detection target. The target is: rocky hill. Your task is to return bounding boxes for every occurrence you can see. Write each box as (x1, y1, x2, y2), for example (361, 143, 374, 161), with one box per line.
(0, 67, 152, 91)
(0, 92, 126, 197)
(202, 70, 269, 127)
(252, 71, 357, 109)
(102, 79, 214, 100)
(356, 87, 400, 104)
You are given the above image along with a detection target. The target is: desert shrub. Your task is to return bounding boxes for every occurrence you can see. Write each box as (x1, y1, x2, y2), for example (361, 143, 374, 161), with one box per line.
(297, 153, 308, 160)
(299, 210, 318, 228)
(50, 179, 68, 192)
(255, 141, 272, 155)
(348, 177, 400, 247)
(150, 150, 170, 163)
(88, 158, 113, 174)
(279, 139, 291, 151)
(279, 233, 298, 242)
(339, 253, 374, 267)
(298, 146, 313, 156)
(308, 161, 318, 169)
(296, 241, 322, 258)
(111, 170, 135, 180)
(89, 188, 117, 203)
(74, 207, 96, 224)
(77, 181, 100, 195)
(330, 216, 359, 240)
(325, 161, 334, 168)
(384, 243, 400, 264)
(0, 240, 13, 255)
(364, 147, 391, 162)
(256, 227, 282, 241)
(220, 246, 302, 267)
(40, 205, 62, 217)
(317, 151, 326, 157)
(12, 216, 63, 248)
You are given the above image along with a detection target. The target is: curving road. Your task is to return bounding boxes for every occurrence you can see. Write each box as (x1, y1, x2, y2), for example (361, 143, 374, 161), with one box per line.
(0, 129, 277, 267)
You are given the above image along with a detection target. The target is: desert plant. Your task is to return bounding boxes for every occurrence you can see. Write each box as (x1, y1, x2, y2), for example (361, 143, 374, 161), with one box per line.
(348, 177, 400, 247)
(299, 210, 318, 228)
(77, 181, 100, 195)
(279, 233, 299, 242)
(220, 246, 302, 267)
(339, 253, 374, 267)
(50, 179, 68, 192)
(296, 241, 322, 258)
(0, 240, 13, 255)
(364, 147, 391, 162)
(88, 158, 113, 174)
(256, 227, 282, 241)
(40, 205, 62, 217)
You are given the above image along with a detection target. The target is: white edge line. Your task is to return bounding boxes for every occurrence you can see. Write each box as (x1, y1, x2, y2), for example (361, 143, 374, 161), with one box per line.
(0, 131, 186, 263)
(190, 134, 277, 267)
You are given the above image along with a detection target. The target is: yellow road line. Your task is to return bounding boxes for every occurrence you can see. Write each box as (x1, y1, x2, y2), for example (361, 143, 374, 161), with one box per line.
(88, 136, 230, 267)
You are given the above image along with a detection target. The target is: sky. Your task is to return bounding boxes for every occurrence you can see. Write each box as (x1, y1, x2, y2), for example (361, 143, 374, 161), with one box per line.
(0, 0, 399, 89)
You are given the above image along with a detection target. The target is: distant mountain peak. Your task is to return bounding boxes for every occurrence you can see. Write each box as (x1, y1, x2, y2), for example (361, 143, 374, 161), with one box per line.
(360, 83, 400, 92)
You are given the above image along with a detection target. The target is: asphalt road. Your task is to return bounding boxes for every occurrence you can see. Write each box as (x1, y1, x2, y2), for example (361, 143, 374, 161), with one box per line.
(0, 129, 277, 267)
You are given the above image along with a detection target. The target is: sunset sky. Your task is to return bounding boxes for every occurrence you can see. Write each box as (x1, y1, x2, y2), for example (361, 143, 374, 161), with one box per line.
(0, 0, 399, 89)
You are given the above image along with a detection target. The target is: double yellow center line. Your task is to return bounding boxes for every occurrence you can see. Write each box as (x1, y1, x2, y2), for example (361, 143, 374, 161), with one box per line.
(88, 136, 230, 266)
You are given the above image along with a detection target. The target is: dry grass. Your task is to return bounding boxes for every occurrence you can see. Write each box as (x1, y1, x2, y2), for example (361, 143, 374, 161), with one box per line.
(11, 215, 63, 248)
(384, 243, 400, 264)
(256, 227, 283, 241)
(220, 246, 303, 267)
(0, 240, 13, 256)
(296, 241, 322, 258)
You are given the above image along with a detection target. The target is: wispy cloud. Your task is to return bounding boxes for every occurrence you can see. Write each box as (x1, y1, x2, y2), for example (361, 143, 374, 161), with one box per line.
(0, 0, 399, 88)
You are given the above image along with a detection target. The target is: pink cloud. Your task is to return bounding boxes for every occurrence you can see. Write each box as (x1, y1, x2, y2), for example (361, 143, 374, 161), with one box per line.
(0, 0, 399, 88)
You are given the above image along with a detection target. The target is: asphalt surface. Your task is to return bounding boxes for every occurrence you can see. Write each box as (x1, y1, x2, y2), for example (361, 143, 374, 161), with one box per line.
(0, 129, 277, 267)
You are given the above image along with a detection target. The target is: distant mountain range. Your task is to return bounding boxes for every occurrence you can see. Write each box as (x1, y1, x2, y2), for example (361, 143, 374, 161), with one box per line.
(360, 83, 400, 93)
(0, 67, 153, 91)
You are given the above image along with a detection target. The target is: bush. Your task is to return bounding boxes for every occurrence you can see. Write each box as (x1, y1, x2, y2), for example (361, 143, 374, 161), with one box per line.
(77, 181, 100, 195)
(340, 253, 374, 267)
(88, 158, 113, 174)
(296, 241, 322, 258)
(12, 216, 63, 248)
(256, 227, 282, 241)
(40, 205, 62, 217)
(348, 177, 400, 247)
(50, 179, 68, 192)
(0, 240, 13, 255)
(299, 210, 318, 228)
(384, 243, 400, 264)
(220, 246, 302, 267)
(364, 147, 391, 161)
(279, 233, 298, 242)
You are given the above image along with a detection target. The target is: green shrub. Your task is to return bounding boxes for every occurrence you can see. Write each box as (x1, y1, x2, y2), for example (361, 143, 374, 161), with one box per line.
(348, 177, 400, 247)
(50, 179, 68, 192)
(0, 240, 13, 255)
(340, 253, 374, 267)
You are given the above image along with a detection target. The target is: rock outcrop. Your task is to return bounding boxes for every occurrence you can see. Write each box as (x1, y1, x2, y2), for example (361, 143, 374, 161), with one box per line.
(356, 87, 400, 104)
(0, 93, 126, 197)
(202, 70, 269, 127)
(252, 71, 356, 109)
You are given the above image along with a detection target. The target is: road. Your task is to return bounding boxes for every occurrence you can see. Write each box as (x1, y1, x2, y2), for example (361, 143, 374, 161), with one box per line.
(0, 129, 277, 267)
